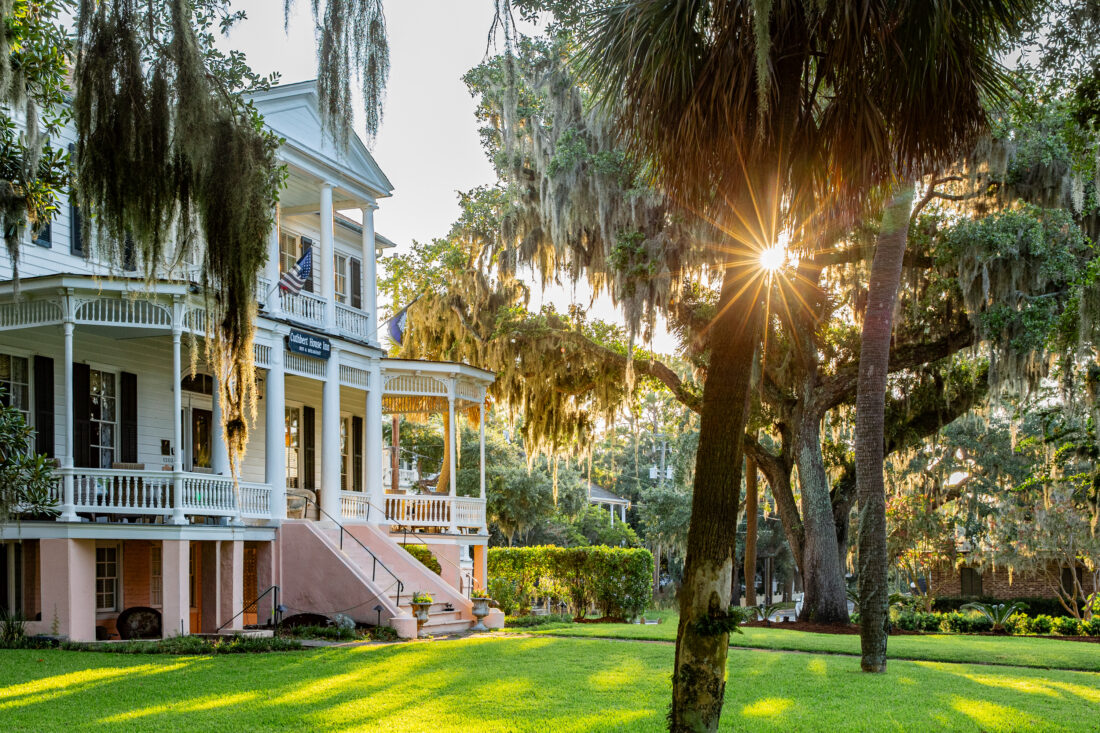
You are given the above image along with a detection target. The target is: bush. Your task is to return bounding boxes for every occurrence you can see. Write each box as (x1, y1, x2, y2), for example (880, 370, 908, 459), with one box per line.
(939, 611, 992, 634)
(504, 613, 574, 628)
(403, 544, 442, 575)
(1052, 616, 1081, 636)
(489, 546, 654, 620)
(1081, 617, 1100, 636)
(367, 625, 399, 642)
(932, 596, 1078, 617)
(893, 610, 941, 632)
(281, 624, 357, 641)
(59, 635, 303, 654)
(1028, 615, 1054, 634)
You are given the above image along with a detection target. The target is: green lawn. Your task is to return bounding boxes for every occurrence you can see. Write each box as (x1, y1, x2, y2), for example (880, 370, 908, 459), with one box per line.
(518, 613, 1100, 672)
(1, 636, 1098, 732)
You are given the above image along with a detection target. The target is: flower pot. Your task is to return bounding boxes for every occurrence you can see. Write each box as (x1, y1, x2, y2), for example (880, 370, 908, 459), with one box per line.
(410, 601, 432, 627)
(470, 598, 492, 632)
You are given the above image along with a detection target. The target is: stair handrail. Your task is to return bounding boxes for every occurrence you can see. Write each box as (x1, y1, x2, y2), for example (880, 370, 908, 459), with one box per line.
(301, 496, 404, 606)
(360, 496, 481, 597)
(216, 584, 281, 633)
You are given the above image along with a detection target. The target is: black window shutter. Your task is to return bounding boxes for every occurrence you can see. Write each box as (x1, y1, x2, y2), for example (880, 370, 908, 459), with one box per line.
(352, 415, 363, 491)
(33, 222, 51, 248)
(300, 237, 314, 293)
(302, 406, 315, 491)
(33, 356, 54, 458)
(72, 362, 92, 468)
(69, 144, 83, 256)
(122, 234, 137, 272)
(120, 372, 138, 463)
(349, 258, 362, 310)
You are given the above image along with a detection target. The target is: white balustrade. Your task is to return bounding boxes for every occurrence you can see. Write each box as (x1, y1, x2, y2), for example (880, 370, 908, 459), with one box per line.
(280, 289, 327, 326)
(335, 304, 371, 340)
(383, 494, 486, 532)
(340, 491, 371, 522)
(51, 468, 272, 521)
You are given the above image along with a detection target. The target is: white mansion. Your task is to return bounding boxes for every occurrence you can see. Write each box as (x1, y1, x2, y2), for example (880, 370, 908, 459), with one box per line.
(0, 81, 498, 640)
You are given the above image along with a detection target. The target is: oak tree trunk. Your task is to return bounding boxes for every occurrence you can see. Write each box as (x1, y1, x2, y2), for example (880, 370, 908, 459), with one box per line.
(856, 184, 915, 672)
(744, 457, 759, 607)
(670, 264, 764, 732)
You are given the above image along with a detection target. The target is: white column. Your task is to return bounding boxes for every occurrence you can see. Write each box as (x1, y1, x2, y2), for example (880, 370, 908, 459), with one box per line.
(621, 504, 627, 523)
(479, 400, 487, 534)
(320, 182, 336, 331)
(360, 205, 378, 343)
(170, 304, 186, 525)
(59, 314, 77, 522)
(320, 345, 341, 522)
(264, 336, 287, 522)
(211, 374, 230, 476)
(365, 359, 385, 523)
(265, 206, 282, 315)
(447, 383, 458, 533)
(610, 504, 614, 526)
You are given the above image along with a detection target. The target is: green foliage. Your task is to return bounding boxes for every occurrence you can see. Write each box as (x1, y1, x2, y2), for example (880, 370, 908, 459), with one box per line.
(59, 634, 302, 654)
(0, 387, 56, 520)
(0, 607, 26, 644)
(1052, 616, 1082, 636)
(489, 545, 653, 619)
(410, 591, 433, 604)
(1027, 614, 1054, 634)
(279, 624, 357, 641)
(504, 613, 573, 628)
(402, 544, 442, 576)
(960, 601, 1025, 632)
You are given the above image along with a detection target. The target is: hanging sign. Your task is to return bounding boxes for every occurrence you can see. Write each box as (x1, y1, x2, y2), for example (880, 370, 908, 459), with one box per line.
(286, 329, 331, 360)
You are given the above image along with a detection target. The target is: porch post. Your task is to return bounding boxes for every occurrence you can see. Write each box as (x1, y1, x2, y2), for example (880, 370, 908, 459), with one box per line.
(211, 373, 230, 476)
(360, 205, 378, 344)
(37, 539, 95, 641)
(365, 358, 385, 523)
(162, 540, 190, 637)
(265, 205, 283, 316)
(219, 539, 244, 631)
(621, 504, 626, 523)
(170, 299, 186, 525)
(265, 335, 287, 521)
(320, 344, 341, 522)
(59, 294, 77, 521)
(479, 400, 487, 534)
(447, 380, 458, 533)
(320, 182, 336, 331)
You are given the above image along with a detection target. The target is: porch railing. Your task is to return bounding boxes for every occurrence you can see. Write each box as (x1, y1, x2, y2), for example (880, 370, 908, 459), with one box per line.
(52, 468, 273, 522)
(280, 289, 327, 326)
(335, 303, 371, 340)
(380, 494, 486, 532)
(340, 491, 371, 523)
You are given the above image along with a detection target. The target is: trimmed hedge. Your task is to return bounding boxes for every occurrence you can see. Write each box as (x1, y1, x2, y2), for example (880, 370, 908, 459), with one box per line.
(488, 546, 653, 619)
(931, 596, 1080, 617)
(892, 608, 1100, 636)
(403, 544, 442, 575)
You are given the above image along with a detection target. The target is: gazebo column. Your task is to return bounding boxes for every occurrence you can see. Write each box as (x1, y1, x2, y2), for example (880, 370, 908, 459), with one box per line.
(365, 358, 385, 523)
(320, 182, 336, 331)
(320, 345, 342, 523)
(58, 299, 77, 522)
(265, 205, 282, 316)
(621, 504, 626, 523)
(479, 400, 487, 534)
(447, 387, 458, 533)
(265, 336, 287, 521)
(170, 300, 186, 525)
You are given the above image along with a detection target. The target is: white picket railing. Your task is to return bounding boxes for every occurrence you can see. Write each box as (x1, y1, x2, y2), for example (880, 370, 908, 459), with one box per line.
(335, 304, 371, 340)
(340, 491, 371, 523)
(53, 468, 272, 521)
(383, 494, 486, 531)
(381, 464, 420, 490)
(280, 289, 327, 326)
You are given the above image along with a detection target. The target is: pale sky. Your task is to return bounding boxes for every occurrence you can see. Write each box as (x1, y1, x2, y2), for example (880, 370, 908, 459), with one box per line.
(226, 1, 677, 354)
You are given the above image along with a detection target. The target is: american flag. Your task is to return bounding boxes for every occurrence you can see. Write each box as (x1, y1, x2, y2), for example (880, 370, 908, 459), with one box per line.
(279, 247, 312, 294)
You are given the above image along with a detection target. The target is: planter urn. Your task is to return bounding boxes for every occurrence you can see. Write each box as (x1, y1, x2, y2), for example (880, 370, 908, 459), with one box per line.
(470, 598, 492, 631)
(410, 601, 432, 627)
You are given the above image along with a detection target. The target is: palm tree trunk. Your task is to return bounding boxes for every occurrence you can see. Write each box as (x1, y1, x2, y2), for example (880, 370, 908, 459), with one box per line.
(856, 183, 915, 673)
(744, 457, 759, 607)
(670, 263, 764, 732)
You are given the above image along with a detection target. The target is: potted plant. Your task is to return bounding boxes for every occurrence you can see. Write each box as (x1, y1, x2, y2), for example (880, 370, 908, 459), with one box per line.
(410, 592, 433, 627)
(470, 588, 493, 632)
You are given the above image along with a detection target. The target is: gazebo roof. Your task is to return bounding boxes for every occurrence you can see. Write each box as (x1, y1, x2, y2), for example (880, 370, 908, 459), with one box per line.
(587, 483, 630, 506)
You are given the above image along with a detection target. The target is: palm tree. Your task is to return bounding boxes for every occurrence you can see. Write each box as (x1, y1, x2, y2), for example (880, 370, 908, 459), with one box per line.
(575, 1, 1035, 728)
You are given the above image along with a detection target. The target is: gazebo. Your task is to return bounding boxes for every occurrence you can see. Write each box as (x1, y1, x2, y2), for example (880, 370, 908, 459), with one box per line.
(587, 482, 631, 525)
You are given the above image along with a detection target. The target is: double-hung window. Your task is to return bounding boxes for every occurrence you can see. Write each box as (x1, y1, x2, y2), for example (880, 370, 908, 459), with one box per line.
(95, 546, 119, 612)
(0, 353, 30, 422)
(334, 254, 348, 305)
(150, 545, 163, 607)
(90, 369, 116, 469)
(339, 416, 350, 490)
(285, 406, 301, 489)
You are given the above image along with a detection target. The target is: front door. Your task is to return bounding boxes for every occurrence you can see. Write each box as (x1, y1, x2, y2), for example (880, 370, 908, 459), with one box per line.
(180, 397, 213, 472)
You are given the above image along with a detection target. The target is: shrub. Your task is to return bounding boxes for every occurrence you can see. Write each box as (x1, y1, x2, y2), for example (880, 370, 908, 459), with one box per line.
(403, 544, 442, 575)
(1028, 615, 1054, 634)
(1081, 616, 1100, 636)
(59, 635, 302, 654)
(961, 601, 1025, 633)
(893, 610, 941, 632)
(940, 611, 992, 633)
(281, 624, 357, 641)
(504, 613, 574, 628)
(489, 546, 653, 620)
(1052, 616, 1081, 636)
(933, 596, 1078, 617)
(368, 625, 399, 642)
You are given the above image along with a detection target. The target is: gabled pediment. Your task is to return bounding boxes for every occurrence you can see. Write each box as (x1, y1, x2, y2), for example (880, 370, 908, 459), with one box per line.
(248, 80, 393, 199)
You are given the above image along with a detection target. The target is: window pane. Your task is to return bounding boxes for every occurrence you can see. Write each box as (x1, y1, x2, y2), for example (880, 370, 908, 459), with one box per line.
(11, 357, 26, 383)
(0, 354, 9, 380)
